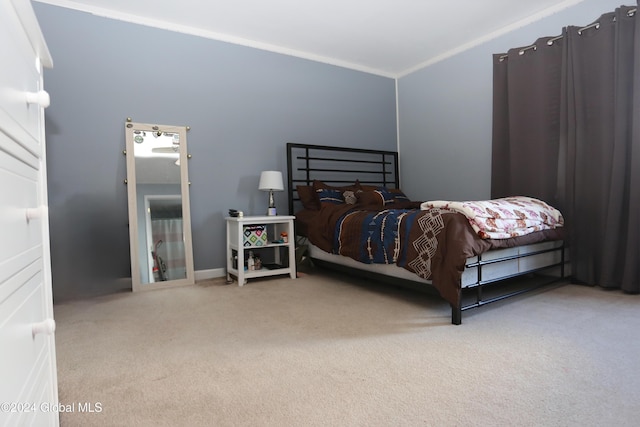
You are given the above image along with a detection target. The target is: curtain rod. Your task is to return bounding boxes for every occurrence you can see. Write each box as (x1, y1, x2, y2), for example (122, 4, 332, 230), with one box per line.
(498, 7, 636, 62)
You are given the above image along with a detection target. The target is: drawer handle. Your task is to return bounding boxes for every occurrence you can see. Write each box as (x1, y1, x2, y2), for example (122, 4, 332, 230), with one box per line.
(25, 90, 51, 108)
(32, 319, 56, 337)
(26, 205, 47, 222)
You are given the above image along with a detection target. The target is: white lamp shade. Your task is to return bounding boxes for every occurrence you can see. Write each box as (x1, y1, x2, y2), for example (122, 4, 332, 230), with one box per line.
(258, 171, 284, 191)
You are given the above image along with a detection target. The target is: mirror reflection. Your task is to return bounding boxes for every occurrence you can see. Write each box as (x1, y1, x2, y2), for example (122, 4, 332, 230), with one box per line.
(125, 121, 194, 291)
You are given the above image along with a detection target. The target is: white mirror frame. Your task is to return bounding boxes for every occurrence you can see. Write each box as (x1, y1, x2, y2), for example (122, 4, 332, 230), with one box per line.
(124, 120, 195, 291)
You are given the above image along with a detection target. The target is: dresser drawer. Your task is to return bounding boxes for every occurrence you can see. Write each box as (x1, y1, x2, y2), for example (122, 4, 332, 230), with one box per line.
(0, 264, 48, 405)
(0, 132, 40, 289)
(0, 0, 43, 151)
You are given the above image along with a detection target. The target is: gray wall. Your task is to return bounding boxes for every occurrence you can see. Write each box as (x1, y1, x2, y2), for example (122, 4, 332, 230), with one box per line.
(34, 3, 397, 301)
(397, 0, 624, 202)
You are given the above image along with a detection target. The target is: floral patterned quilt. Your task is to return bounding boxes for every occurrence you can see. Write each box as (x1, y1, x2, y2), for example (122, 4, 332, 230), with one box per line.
(420, 196, 564, 239)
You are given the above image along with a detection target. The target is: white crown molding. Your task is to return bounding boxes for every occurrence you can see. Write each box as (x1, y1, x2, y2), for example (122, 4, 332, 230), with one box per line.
(34, 0, 395, 78)
(34, 0, 588, 79)
(397, 0, 586, 78)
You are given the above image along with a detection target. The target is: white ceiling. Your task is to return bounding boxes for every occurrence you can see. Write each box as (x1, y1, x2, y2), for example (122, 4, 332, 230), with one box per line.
(36, 0, 584, 77)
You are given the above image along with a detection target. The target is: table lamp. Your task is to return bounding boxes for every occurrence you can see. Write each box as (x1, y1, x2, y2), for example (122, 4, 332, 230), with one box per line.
(258, 171, 284, 215)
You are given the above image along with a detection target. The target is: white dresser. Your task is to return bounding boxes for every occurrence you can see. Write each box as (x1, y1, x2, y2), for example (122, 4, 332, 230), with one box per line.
(0, 0, 58, 426)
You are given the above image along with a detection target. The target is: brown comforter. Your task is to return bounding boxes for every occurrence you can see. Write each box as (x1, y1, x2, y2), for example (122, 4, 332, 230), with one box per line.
(297, 202, 564, 307)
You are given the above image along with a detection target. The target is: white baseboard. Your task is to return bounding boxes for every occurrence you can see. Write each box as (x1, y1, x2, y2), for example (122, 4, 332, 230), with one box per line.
(195, 268, 226, 281)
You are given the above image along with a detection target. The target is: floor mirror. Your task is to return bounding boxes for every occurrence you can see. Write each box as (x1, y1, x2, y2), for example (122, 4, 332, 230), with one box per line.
(124, 119, 195, 291)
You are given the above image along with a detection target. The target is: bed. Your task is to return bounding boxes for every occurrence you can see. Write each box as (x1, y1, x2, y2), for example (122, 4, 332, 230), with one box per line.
(287, 143, 568, 324)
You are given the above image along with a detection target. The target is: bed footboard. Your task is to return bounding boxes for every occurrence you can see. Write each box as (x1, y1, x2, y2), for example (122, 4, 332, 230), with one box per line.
(451, 243, 567, 324)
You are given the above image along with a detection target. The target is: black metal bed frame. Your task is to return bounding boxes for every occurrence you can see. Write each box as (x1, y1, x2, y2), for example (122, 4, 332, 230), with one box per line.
(287, 142, 400, 215)
(286, 142, 567, 324)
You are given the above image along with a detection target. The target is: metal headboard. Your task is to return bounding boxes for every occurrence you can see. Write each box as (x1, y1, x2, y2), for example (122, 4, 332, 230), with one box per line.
(286, 143, 400, 215)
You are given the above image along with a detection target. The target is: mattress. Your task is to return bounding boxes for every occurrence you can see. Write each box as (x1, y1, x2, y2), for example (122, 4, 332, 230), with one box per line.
(307, 240, 566, 289)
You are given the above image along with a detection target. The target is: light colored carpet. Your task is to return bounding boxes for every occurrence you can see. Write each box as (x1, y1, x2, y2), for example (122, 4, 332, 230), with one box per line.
(53, 270, 640, 426)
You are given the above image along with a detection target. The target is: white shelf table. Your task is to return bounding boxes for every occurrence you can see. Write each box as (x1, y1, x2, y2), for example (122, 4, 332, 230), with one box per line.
(225, 215, 296, 285)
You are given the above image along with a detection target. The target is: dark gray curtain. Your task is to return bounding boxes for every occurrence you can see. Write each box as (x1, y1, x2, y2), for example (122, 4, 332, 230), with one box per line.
(493, 4, 640, 293)
(492, 36, 563, 203)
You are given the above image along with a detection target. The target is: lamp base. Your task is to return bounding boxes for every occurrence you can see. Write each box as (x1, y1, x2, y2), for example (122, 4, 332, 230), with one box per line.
(267, 190, 277, 215)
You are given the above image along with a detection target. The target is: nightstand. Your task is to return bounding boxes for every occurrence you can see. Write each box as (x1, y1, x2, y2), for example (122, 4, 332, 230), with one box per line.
(225, 215, 296, 285)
